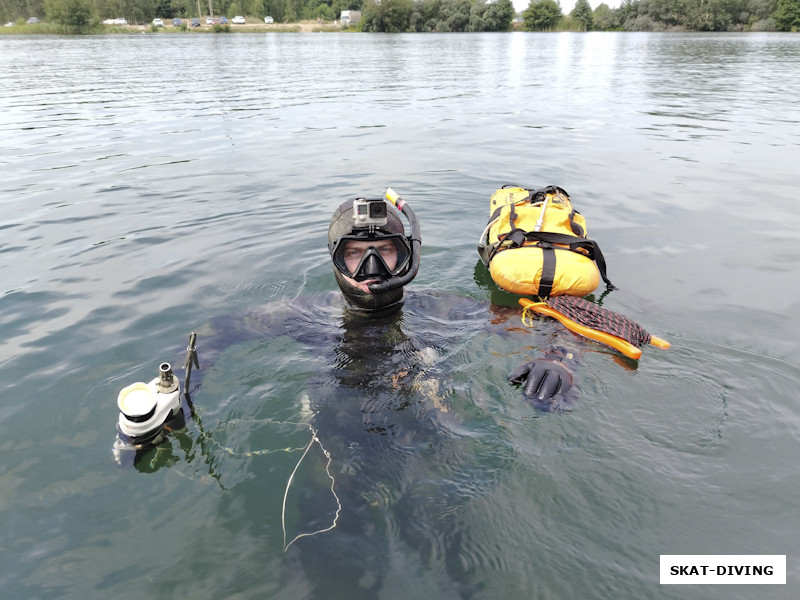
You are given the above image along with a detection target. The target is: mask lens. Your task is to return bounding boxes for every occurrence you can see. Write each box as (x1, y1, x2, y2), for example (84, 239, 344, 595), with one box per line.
(332, 235, 411, 281)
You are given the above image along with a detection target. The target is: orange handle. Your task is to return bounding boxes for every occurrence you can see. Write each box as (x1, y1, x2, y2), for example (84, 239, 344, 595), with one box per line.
(519, 298, 643, 360)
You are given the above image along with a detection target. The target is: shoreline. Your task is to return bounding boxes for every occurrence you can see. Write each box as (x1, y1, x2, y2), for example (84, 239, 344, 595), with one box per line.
(1, 18, 348, 34)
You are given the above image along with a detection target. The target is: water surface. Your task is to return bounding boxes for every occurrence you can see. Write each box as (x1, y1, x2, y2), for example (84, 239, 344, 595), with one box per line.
(1, 32, 799, 599)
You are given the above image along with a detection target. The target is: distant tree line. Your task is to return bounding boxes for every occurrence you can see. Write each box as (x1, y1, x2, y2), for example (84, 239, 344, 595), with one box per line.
(3, 0, 799, 32)
(360, 0, 515, 31)
(525, 0, 799, 32)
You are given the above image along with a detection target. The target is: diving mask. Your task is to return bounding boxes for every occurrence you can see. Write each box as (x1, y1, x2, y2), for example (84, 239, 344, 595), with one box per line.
(329, 232, 412, 282)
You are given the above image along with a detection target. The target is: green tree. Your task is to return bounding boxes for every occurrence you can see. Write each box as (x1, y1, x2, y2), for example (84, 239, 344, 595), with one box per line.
(592, 2, 620, 29)
(311, 1, 335, 20)
(24, 0, 47, 20)
(361, 0, 414, 31)
(522, 0, 562, 30)
(467, 0, 488, 30)
(154, 0, 170, 17)
(747, 0, 777, 21)
(685, 0, 732, 29)
(484, 0, 515, 30)
(45, 0, 96, 31)
(571, 0, 593, 29)
(436, 0, 470, 30)
(775, 0, 800, 29)
(415, 0, 443, 30)
(637, 0, 687, 28)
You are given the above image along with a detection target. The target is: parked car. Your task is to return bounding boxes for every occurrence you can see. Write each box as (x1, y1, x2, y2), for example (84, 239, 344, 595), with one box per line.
(152, 18, 164, 27)
(264, 16, 274, 24)
(220, 16, 228, 25)
(26, 17, 40, 24)
(191, 18, 200, 27)
(232, 16, 246, 24)
(113, 18, 128, 25)
(206, 17, 214, 24)
(173, 17, 182, 27)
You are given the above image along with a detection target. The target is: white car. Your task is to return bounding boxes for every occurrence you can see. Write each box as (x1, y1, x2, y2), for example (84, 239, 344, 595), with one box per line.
(113, 18, 128, 25)
(232, 16, 246, 24)
(206, 17, 214, 24)
(152, 18, 164, 27)
(264, 16, 273, 24)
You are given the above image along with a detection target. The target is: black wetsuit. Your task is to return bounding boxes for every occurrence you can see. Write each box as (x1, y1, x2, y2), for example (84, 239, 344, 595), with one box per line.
(189, 289, 575, 597)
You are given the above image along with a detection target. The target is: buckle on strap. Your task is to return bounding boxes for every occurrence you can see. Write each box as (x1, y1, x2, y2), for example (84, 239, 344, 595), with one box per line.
(502, 229, 526, 248)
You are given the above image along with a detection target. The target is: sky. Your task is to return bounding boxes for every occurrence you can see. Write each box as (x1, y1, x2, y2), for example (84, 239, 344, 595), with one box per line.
(512, 0, 621, 15)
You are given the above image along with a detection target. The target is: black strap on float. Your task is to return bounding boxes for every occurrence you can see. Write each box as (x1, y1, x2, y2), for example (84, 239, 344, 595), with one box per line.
(539, 242, 557, 298)
(568, 212, 585, 237)
(495, 229, 617, 293)
(498, 184, 537, 229)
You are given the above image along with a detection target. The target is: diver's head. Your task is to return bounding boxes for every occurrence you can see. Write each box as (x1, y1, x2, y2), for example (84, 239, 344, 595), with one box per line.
(328, 194, 420, 312)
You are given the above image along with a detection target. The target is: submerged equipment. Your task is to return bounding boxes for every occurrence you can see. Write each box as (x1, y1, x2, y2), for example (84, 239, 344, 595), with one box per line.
(111, 334, 199, 467)
(114, 362, 182, 449)
(328, 188, 421, 311)
(520, 296, 670, 360)
(478, 185, 615, 298)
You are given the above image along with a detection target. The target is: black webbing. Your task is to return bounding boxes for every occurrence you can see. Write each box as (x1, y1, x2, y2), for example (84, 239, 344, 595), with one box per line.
(539, 245, 556, 298)
(497, 229, 617, 292)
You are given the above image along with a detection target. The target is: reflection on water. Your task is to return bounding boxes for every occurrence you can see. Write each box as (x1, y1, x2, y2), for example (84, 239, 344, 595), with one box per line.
(1, 32, 799, 599)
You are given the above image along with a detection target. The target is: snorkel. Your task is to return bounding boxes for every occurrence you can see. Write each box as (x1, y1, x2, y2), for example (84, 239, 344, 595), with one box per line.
(367, 188, 421, 294)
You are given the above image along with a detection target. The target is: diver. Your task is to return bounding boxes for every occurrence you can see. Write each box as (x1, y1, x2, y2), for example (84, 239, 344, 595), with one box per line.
(113, 189, 581, 595)
(112, 189, 577, 461)
(187, 189, 578, 409)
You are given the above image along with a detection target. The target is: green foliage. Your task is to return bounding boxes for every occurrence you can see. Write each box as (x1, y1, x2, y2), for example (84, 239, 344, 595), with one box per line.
(775, 0, 800, 29)
(593, 3, 620, 29)
(312, 3, 335, 20)
(360, 0, 512, 32)
(437, 0, 470, 31)
(522, 0, 562, 31)
(571, 0, 593, 29)
(607, 0, 782, 31)
(361, 0, 414, 32)
(466, 0, 514, 31)
(154, 0, 170, 17)
(684, 0, 733, 30)
(0, 0, 793, 32)
(44, 0, 96, 32)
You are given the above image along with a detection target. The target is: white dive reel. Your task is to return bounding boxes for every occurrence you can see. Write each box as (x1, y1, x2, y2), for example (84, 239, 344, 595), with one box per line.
(112, 362, 183, 465)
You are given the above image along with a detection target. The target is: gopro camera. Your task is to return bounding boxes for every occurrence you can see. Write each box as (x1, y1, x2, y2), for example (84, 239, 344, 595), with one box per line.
(352, 198, 388, 228)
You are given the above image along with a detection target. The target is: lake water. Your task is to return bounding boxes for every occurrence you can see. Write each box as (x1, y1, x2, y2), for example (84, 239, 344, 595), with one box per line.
(1, 31, 799, 599)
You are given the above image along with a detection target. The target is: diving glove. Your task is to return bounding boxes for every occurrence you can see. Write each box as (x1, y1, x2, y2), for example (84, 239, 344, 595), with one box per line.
(508, 347, 579, 412)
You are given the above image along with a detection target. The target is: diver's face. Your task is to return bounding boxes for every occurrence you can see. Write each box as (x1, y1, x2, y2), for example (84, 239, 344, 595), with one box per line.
(341, 239, 398, 293)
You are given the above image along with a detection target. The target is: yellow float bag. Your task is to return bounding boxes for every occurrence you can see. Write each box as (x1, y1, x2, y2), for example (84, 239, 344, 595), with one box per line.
(477, 185, 615, 297)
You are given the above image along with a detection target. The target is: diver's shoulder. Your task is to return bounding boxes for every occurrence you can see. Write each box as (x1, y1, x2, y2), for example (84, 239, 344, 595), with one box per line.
(204, 291, 343, 339)
(404, 289, 487, 320)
